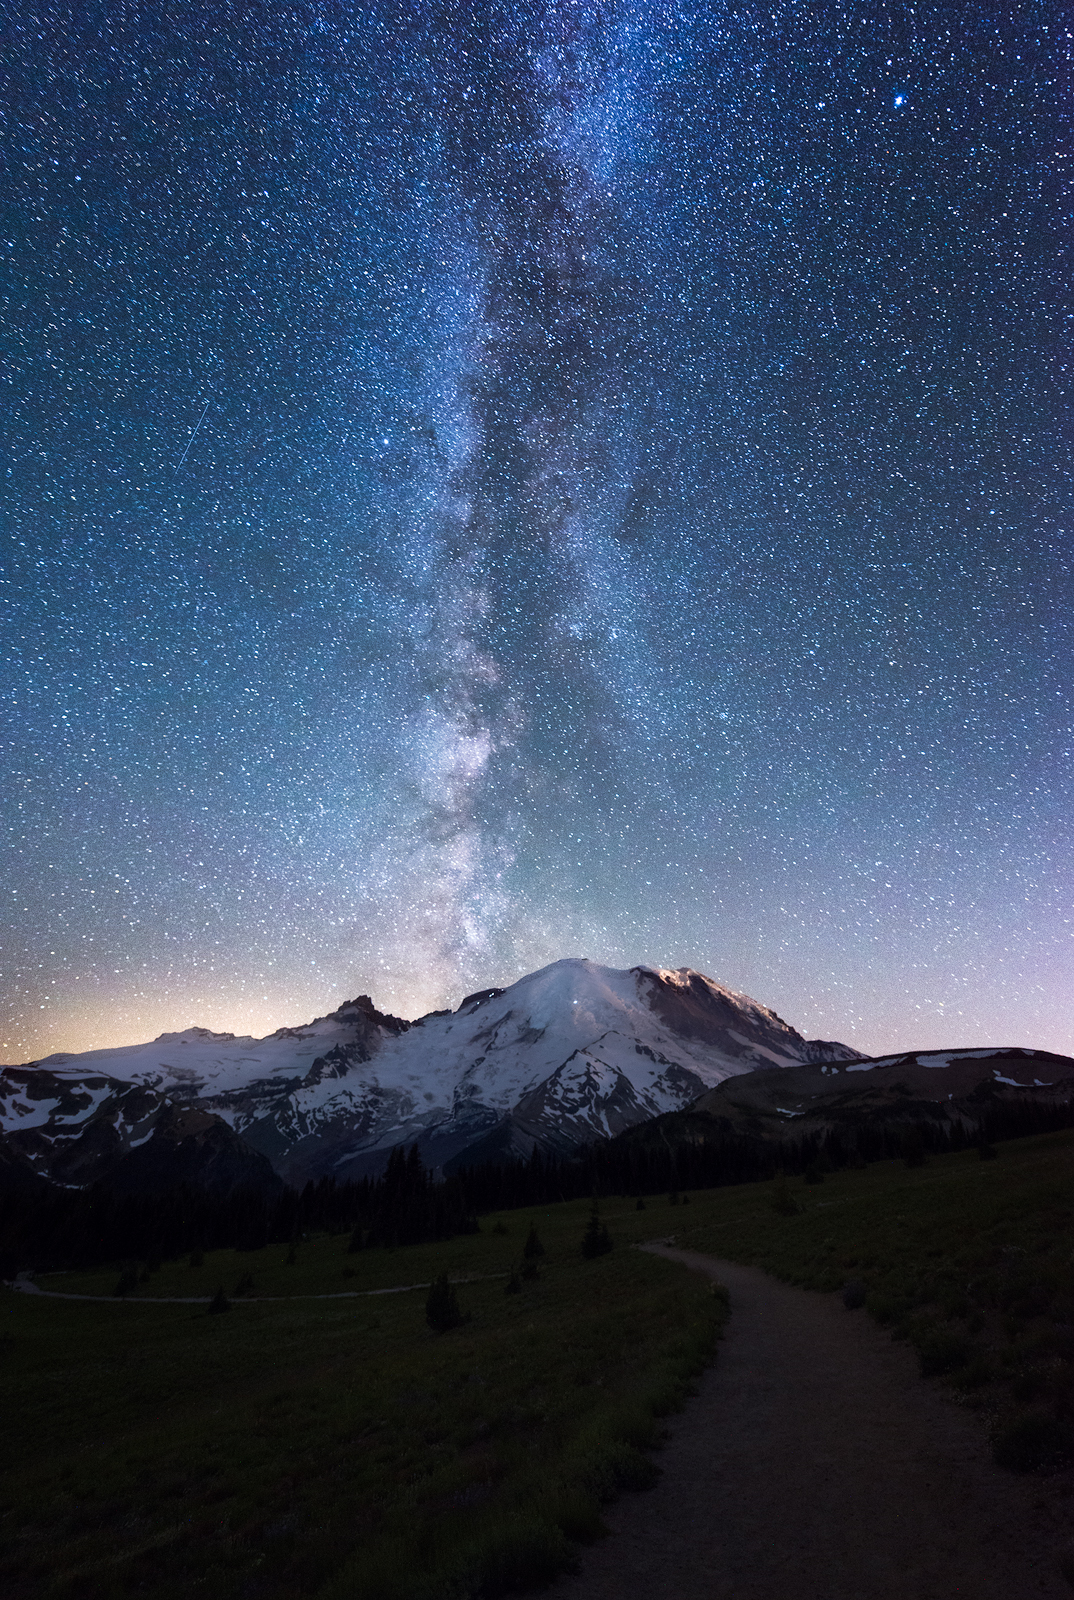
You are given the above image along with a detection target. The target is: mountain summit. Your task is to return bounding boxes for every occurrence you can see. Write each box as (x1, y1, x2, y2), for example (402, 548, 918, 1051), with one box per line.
(2, 959, 863, 1188)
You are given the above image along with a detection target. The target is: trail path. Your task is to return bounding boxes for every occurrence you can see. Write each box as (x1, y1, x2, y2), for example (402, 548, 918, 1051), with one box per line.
(551, 1245, 1071, 1600)
(5, 1270, 505, 1304)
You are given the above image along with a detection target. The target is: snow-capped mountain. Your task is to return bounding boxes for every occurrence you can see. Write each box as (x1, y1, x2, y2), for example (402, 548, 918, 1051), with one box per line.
(1, 959, 863, 1188)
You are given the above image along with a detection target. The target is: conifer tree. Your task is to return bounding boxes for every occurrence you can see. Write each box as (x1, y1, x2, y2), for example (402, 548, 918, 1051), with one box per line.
(112, 1264, 138, 1297)
(581, 1200, 612, 1259)
(425, 1271, 464, 1332)
(522, 1226, 544, 1260)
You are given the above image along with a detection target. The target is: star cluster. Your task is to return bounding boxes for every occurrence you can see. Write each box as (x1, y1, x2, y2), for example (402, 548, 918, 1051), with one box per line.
(2, 0, 1070, 1060)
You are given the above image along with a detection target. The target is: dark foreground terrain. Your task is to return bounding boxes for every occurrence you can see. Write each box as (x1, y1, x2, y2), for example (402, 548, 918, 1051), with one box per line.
(553, 1247, 1070, 1599)
(4, 1129, 1074, 1596)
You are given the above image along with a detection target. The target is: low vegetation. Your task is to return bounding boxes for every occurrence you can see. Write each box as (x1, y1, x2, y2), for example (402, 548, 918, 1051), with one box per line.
(671, 1128, 1074, 1474)
(0, 1197, 724, 1600)
(6, 1126, 1073, 1598)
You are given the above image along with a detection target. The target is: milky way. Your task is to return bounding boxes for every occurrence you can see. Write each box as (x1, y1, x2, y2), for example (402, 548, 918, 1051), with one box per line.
(2, 1, 1070, 1060)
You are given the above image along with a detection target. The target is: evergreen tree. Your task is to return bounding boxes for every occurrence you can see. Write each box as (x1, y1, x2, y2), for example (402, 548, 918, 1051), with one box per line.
(581, 1201, 612, 1259)
(900, 1126, 927, 1168)
(522, 1226, 544, 1260)
(425, 1272, 464, 1332)
(112, 1264, 138, 1297)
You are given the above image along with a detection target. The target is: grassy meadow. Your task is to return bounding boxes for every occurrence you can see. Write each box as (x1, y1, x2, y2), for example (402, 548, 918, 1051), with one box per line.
(0, 1197, 725, 1600)
(5, 1127, 1074, 1597)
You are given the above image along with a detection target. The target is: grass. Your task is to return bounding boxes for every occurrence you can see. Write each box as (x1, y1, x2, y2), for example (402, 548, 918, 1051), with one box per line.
(662, 1128, 1074, 1472)
(9, 1129, 1073, 1596)
(0, 1197, 725, 1599)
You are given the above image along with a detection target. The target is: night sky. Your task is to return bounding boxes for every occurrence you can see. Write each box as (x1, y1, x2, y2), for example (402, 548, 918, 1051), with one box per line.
(2, 1, 1070, 1062)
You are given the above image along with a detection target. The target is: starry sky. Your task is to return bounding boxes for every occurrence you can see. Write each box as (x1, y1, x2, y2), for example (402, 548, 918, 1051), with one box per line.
(2, 0, 1071, 1063)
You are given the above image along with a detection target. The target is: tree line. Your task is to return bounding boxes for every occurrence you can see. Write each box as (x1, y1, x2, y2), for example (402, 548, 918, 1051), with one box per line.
(2, 1092, 1072, 1275)
(0, 1143, 477, 1276)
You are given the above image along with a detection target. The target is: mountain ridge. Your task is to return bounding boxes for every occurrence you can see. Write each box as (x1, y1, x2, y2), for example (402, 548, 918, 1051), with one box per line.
(1, 958, 863, 1189)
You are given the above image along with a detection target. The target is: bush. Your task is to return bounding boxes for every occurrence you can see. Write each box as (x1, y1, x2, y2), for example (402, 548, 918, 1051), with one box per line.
(426, 1272, 465, 1332)
(1012, 1365, 1049, 1403)
(504, 1271, 522, 1295)
(916, 1328, 971, 1377)
(112, 1266, 139, 1298)
(866, 1291, 910, 1326)
(208, 1287, 230, 1315)
(771, 1177, 802, 1215)
(1057, 1547, 1074, 1590)
(992, 1410, 1074, 1473)
(842, 1280, 867, 1310)
(949, 1355, 993, 1391)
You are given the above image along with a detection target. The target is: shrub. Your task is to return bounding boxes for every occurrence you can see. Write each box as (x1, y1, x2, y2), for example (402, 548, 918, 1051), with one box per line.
(208, 1287, 230, 1315)
(771, 1177, 802, 1215)
(953, 1356, 994, 1391)
(426, 1272, 465, 1332)
(866, 1291, 908, 1326)
(504, 1271, 522, 1295)
(1012, 1365, 1049, 1404)
(916, 1328, 971, 1377)
(992, 1410, 1074, 1473)
(842, 1279, 867, 1310)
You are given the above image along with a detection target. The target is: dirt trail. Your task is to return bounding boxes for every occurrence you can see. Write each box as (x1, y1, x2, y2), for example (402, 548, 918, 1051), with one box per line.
(551, 1246, 1071, 1600)
(6, 1270, 506, 1304)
